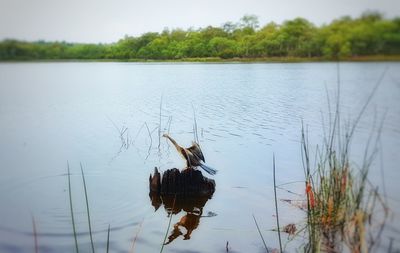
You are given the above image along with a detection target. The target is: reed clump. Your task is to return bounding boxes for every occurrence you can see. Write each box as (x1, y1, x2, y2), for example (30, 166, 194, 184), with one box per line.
(302, 126, 388, 252)
(301, 77, 388, 253)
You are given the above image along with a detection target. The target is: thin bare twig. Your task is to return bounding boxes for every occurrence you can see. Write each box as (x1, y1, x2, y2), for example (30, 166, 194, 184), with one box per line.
(144, 122, 152, 160)
(129, 219, 144, 253)
(192, 104, 199, 143)
(158, 95, 163, 150)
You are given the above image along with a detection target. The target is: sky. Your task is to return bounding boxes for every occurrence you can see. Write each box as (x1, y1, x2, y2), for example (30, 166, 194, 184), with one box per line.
(0, 0, 399, 43)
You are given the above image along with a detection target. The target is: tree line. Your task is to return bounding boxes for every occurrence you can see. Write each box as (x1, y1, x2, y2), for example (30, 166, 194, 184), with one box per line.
(1, 12, 399, 61)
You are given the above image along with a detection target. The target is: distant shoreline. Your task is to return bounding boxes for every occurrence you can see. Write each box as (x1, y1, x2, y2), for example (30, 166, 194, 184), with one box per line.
(2, 14, 399, 62)
(1, 55, 400, 63)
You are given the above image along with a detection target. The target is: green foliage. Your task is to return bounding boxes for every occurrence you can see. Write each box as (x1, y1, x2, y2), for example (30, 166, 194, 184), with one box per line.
(1, 12, 399, 60)
(209, 37, 238, 58)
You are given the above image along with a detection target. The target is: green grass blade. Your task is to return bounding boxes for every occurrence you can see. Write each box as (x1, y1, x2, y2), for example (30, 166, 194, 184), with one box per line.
(106, 224, 110, 253)
(160, 195, 176, 253)
(80, 163, 95, 253)
(31, 214, 39, 253)
(68, 162, 79, 253)
(273, 155, 283, 252)
(252, 214, 269, 253)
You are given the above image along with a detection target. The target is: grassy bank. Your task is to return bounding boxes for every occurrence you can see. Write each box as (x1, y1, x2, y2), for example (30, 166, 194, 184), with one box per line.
(175, 55, 400, 63)
(1, 55, 400, 63)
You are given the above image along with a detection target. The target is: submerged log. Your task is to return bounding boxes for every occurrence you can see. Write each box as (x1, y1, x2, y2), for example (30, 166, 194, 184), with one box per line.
(149, 167, 215, 197)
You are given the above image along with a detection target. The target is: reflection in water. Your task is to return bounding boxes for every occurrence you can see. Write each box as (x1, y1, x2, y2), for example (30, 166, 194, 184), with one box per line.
(149, 193, 214, 244)
(167, 213, 199, 243)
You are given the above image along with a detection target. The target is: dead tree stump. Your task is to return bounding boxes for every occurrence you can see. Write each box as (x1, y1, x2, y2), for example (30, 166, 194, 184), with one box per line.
(149, 167, 215, 197)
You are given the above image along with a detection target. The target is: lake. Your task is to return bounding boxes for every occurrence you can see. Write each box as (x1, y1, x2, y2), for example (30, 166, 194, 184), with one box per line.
(0, 62, 399, 252)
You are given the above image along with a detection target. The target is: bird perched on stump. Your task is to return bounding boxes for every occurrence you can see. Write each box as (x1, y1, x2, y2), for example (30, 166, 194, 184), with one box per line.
(162, 133, 217, 175)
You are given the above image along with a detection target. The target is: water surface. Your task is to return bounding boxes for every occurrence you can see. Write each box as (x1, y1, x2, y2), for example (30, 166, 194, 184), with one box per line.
(0, 62, 399, 252)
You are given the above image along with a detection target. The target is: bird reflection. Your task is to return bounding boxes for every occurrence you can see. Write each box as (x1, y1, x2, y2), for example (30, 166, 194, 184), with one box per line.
(149, 193, 215, 245)
(166, 211, 200, 243)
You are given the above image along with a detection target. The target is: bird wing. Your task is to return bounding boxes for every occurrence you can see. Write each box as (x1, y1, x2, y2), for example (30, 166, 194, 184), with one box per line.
(187, 142, 205, 162)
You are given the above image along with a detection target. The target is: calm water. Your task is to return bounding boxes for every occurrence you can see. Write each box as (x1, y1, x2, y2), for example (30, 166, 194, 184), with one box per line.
(0, 62, 399, 253)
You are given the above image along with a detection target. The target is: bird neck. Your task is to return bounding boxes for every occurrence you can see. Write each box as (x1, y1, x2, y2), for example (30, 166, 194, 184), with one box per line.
(166, 135, 181, 150)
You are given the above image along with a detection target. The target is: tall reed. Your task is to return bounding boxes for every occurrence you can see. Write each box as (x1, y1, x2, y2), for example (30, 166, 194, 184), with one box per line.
(67, 162, 79, 253)
(80, 163, 95, 253)
(253, 214, 270, 253)
(301, 67, 389, 252)
(160, 195, 176, 253)
(31, 215, 39, 253)
(67, 163, 112, 253)
(106, 224, 110, 253)
(273, 155, 283, 252)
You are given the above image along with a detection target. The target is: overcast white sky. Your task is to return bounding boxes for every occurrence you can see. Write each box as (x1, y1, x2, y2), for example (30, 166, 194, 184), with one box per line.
(0, 0, 399, 43)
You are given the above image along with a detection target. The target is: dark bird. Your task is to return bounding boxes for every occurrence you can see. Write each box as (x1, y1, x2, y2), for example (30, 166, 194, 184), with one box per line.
(162, 134, 217, 175)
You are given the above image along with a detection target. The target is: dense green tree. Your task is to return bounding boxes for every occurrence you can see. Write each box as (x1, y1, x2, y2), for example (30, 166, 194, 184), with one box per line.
(200, 26, 228, 41)
(209, 37, 239, 58)
(0, 13, 399, 60)
(178, 33, 209, 57)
